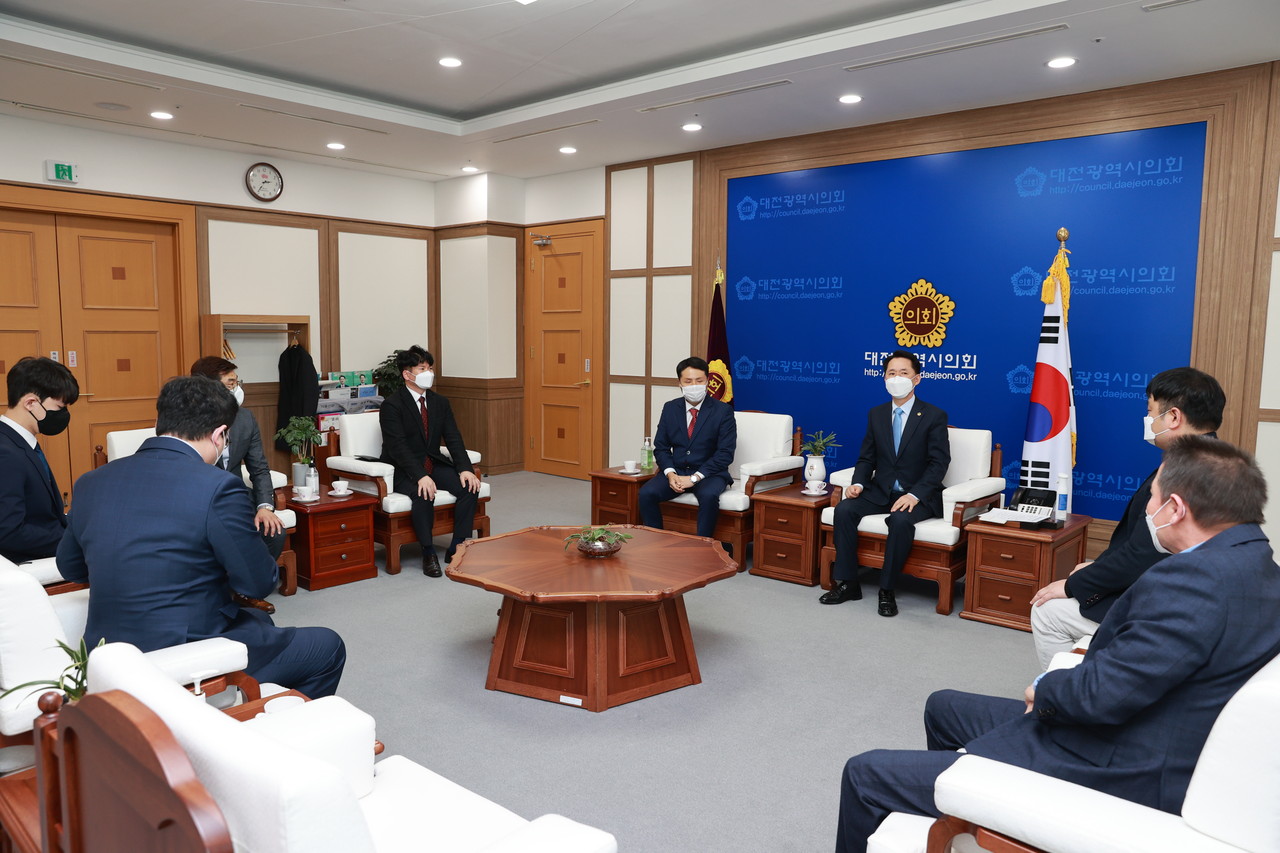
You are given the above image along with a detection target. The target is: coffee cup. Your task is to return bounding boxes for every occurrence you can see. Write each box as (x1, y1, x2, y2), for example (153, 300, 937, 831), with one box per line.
(264, 695, 305, 714)
(296, 484, 317, 500)
(806, 480, 826, 493)
(332, 479, 350, 494)
(622, 460, 639, 472)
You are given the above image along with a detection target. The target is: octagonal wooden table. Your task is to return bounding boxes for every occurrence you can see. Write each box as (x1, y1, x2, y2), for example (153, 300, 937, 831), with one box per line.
(446, 525, 737, 712)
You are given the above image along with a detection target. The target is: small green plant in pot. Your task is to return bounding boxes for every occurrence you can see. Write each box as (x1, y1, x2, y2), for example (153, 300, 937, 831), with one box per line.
(801, 430, 840, 486)
(0, 637, 104, 704)
(564, 525, 633, 558)
(372, 350, 405, 399)
(275, 415, 322, 487)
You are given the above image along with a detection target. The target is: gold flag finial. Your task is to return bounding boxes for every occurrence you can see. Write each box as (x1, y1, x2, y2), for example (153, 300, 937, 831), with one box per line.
(1041, 227, 1072, 322)
(1057, 227, 1070, 244)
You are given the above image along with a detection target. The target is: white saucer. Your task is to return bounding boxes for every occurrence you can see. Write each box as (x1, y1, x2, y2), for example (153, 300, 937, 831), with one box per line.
(801, 488, 828, 496)
(328, 489, 353, 497)
(293, 495, 320, 503)
(619, 469, 643, 476)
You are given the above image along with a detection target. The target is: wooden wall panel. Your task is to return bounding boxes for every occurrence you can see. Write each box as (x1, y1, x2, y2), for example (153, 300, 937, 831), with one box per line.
(438, 376, 524, 475)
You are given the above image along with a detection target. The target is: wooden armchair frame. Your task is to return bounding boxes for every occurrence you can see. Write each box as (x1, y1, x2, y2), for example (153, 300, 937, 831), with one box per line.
(328, 430, 491, 574)
(818, 441, 1003, 615)
(658, 425, 802, 562)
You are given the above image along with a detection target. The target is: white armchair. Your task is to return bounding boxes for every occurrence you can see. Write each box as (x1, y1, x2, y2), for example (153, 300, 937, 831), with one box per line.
(658, 410, 803, 560)
(0, 565, 256, 773)
(325, 412, 492, 574)
(87, 643, 617, 853)
(818, 427, 1004, 614)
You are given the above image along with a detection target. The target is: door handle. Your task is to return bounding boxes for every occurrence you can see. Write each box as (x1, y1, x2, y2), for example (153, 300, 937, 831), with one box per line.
(574, 380, 591, 386)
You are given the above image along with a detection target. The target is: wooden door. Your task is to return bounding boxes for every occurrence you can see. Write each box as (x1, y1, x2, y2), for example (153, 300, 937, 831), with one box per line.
(523, 221, 604, 479)
(55, 216, 181, 478)
(0, 209, 75, 501)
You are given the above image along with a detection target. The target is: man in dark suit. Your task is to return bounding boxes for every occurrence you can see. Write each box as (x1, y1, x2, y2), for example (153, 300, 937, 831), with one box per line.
(379, 345, 480, 576)
(1029, 367, 1224, 667)
(639, 356, 738, 540)
(0, 357, 79, 563)
(835, 436, 1280, 853)
(821, 350, 950, 617)
(58, 375, 345, 698)
(191, 356, 286, 560)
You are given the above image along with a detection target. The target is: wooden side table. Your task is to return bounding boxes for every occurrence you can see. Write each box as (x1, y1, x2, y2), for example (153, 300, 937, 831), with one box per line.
(961, 514, 1091, 631)
(750, 483, 831, 585)
(288, 491, 377, 590)
(589, 467, 656, 525)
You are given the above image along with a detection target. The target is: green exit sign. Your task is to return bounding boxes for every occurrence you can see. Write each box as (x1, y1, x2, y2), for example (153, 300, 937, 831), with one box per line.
(44, 160, 80, 183)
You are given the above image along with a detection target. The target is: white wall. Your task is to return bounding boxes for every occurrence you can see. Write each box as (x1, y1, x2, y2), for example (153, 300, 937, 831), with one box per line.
(439, 235, 517, 379)
(525, 168, 605, 223)
(337, 231, 430, 371)
(0, 114, 434, 225)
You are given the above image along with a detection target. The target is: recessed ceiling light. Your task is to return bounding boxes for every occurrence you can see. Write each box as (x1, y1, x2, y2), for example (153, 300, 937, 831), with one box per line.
(515, 0, 538, 4)
(682, 122, 702, 132)
(439, 57, 462, 68)
(559, 146, 577, 154)
(149, 110, 174, 120)
(838, 94, 863, 105)
(462, 165, 479, 173)
(326, 142, 345, 150)
(95, 102, 130, 111)
(1047, 57, 1077, 69)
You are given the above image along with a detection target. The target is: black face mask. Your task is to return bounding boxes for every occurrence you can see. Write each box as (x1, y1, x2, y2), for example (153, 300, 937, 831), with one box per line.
(34, 402, 71, 436)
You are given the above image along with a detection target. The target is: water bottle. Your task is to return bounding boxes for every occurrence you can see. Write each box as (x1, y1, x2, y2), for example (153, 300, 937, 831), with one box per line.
(642, 436, 655, 471)
(1056, 472, 1070, 522)
(307, 466, 320, 498)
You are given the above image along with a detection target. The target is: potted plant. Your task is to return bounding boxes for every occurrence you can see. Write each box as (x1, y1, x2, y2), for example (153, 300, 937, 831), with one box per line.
(563, 525, 634, 559)
(800, 430, 841, 485)
(372, 350, 405, 399)
(0, 637, 103, 705)
(274, 415, 322, 486)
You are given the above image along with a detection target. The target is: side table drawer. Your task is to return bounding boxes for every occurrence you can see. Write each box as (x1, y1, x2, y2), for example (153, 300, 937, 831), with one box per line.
(973, 536, 1038, 577)
(314, 541, 373, 572)
(757, 504, 808, 534)
(755, 534, 809, 578)
(968, 571, 1035, 623)
(593, 481, 632, 511)
(315, 511, 371, 545)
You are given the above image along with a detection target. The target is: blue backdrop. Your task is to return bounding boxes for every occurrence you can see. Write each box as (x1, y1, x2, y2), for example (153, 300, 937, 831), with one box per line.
(725, 122, 1206, 521)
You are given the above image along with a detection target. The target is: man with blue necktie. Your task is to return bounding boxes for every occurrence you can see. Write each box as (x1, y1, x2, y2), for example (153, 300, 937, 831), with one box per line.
(821, 350, 950, 617)
(639, 356, 737, 542)
(0, 356, 79, 564)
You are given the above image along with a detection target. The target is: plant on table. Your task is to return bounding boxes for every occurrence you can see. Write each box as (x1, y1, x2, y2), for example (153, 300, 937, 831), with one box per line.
(0, 637, 104, 704)
(274, 416, 322, 465)
(564, 525, 634, 558)
(800, 430, 841, 456)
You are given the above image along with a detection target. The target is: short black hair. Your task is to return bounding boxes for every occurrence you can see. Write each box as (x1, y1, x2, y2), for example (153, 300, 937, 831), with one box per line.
(190, 356, 237, 379)
(155, 375, 238, 441)
(1146, 367, 1225, 432)
(676, 357, 710, 378)
(1156, 435, 1265, 526)
(395, 346, 434, 374)
(882, 351, 922, 374)
(6, 357, 79, 408)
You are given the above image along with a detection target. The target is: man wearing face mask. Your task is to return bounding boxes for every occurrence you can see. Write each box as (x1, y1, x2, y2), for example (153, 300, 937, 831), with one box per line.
(821, 350, 950, 617)
(57, 375, 346, 697)
(0, 356, 79, 563)
(1029, 367, 1224, 668)
(190, 356, 286, 560)
(835, 436, 1280, 853)
(639, 356, 738, 541)
(379, 345, 480, 576)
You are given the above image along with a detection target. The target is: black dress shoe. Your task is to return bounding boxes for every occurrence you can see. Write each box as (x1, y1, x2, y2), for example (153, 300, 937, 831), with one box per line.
(423, 550, 442, 577)
(819, 580, 861, 605)
(878, 589, 898, 617)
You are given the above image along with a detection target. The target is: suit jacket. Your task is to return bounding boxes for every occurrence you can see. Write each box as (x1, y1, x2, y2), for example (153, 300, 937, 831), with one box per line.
(851, 398, 950, 516)
(379, 387, 473, 488)
(57, 437, 290, 670)
(226, 406, 274, 508)
(275, 343, 319, 452)
(1065, 432, 1215, 621)
(968, 523, 1280, 813)
(653, 396, 737, 487)
(0, 421, 66, 562)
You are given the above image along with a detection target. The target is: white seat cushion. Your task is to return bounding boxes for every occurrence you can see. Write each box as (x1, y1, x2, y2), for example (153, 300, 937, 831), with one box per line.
(867, 813, 982, 853)
(818, 506, 960, 546)
(105, 426, 156, 461)
(346, 481, 491, 515)
(13, 556, 64, 585)
(669, 484, 751, 512)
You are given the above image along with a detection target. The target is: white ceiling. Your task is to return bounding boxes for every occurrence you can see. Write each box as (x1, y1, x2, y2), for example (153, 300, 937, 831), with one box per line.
(1, 0, 1277, 182)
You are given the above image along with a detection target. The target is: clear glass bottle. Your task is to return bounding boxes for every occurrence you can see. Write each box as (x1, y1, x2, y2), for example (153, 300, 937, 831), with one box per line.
(307, 466, 320, 497)
(641, 436, 655, 471)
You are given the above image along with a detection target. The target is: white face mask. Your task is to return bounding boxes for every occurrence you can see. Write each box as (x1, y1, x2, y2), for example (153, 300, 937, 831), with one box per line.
(413, 370, 435, 391)
(1145, 497, 1174, 554)
(231, 385, 245, 406)
(1143, 410, 1171, 446)
(885, 375, 914, 399)
(682, 383, 708, 405)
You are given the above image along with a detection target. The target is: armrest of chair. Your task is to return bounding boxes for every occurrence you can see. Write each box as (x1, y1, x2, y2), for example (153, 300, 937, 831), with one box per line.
(142, 637, 249, 688)
(941, 477, 1005, 503)
(738, 456, 803, 478)
(326, 455, 394, 479)
(1047, 651, 1086, 672)
(829, 467, 857, 488)
(14, 557, 64, 585)
(242, 696, 377, 799)
(475, 814, 618, 853)
(934, 756, 1221, 853)
(440, 447, 482, 466)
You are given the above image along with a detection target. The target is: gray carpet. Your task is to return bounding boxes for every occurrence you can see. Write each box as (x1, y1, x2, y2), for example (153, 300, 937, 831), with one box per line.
(270, 471, 1038, 852)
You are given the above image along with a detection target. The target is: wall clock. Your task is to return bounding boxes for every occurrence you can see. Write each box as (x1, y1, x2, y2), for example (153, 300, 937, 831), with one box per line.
(245, 162, 284, 202)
